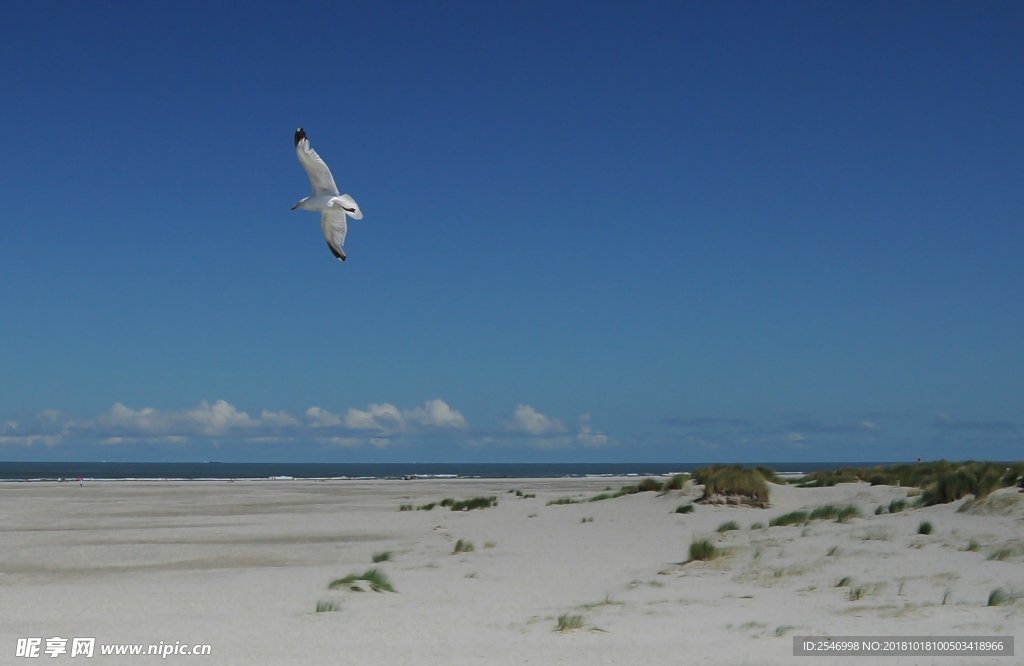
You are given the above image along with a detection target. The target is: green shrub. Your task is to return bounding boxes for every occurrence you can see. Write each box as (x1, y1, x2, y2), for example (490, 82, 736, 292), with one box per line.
(918, 521, 933, 535)
(675, 504, 694, 514)
(987, 589, 1009, 606)
(716, 520, 739, 533)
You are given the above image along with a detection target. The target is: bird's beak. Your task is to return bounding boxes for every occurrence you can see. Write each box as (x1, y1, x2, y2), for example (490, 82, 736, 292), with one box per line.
(290, 203, 299, 211)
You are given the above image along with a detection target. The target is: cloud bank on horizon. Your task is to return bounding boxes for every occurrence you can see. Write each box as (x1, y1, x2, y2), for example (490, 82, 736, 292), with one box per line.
(1, 400, 1018, 461)
(0, 399, 608, 452)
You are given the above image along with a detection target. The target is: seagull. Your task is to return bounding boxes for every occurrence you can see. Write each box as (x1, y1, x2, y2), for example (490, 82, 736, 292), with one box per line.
(291, 127, 363, 262)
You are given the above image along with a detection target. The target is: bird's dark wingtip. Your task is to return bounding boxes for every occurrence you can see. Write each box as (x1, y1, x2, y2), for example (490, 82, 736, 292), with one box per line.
(294, 127, 306, 147)
(327, 241, 346, 262)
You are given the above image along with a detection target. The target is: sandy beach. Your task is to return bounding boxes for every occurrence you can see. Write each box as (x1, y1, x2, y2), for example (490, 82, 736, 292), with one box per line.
(1, 476, 1020, 664)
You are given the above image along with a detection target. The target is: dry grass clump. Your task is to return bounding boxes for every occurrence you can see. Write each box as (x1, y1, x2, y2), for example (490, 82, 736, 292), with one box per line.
(693, 465, 771, 507)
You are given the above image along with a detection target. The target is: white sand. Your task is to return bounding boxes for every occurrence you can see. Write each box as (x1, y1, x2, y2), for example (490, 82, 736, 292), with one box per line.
(1, 477, 1020, 664)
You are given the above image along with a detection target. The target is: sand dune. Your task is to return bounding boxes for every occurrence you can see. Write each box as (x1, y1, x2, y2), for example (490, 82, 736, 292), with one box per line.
(0, 478, 1019, 664)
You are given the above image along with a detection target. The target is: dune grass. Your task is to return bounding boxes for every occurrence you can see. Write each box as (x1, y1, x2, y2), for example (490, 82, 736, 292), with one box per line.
(987, 547, 1015, 561)
(315, 600, 339, 612)
(372, 551, 393, 563)
(716, 520, 740, 533)
(449, 496, 498, 511)
(770, 505, 859, 527)
(675, 504, 695, 514)
(791, 461, 1024, 505)
(556, 613, 584, 632)
(688, 538, 719, 562)
(453, 539, 475, 554)
(987, 589, 1010, 606)
(918, 521, 933, 535)
(693, 465, 771, 507)
(770, 510, 809, 527)
(329, 568, 395, 593)
(661, 473, 689, 491)
(547, 496, 581, 505)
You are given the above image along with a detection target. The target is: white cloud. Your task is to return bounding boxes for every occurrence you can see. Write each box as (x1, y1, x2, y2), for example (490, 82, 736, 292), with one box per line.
(1, 397, 471, 448)
(505, 404, 565, 436)
(345, 403, 405, 432)
(404, 399, 467, 429)
(305, 406, 342, 428)
(576, 413, 609, 447)
(185, 400, 257, 435)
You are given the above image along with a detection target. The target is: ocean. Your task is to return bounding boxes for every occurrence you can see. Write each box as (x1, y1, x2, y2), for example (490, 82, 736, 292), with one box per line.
(0, 461, 895, 482)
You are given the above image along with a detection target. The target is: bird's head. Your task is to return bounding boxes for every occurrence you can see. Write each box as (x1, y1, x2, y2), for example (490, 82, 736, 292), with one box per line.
(291, 196, 309, 211)
(294, 127, 307, 147)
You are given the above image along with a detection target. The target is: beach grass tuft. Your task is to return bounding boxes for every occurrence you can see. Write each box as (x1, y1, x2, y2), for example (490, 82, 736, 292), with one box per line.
(693, 465, 770, 507)
(453, 539, 475, 554)
(315, 600, 339, 612)
(372, 551, 393, 563)
(688, 538, 719, 562)
(716, 520, 740, 533)
(987, 588, 1009, 606)
(329, 569, 395, 593)
(556, 613, 584, 632)
(917, 521, 933, 535)
(987, 547, 1014, 561)
(449, 496, 497, 511)
(770, 511, 809, 527)
(675, 504, 694, 514)
(847, 586, 865, 601)
(836, 576, 852, 587)
(661, 473, 689, 491)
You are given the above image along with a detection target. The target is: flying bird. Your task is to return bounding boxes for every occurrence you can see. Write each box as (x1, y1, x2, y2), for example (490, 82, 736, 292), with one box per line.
(291, 127, 363, 262)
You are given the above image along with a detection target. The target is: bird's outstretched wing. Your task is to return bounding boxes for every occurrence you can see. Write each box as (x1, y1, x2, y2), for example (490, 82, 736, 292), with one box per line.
(321, 209, 348, 262)
(295, 128, 339, 196)
(337, 193, 363, 220)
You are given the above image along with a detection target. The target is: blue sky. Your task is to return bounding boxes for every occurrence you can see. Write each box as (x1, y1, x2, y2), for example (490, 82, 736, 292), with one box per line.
(1, 1, 1021, 463)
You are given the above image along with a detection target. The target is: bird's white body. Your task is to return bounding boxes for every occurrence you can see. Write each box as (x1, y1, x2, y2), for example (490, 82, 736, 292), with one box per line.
(291, 128, 363, 262)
